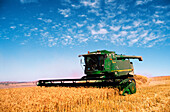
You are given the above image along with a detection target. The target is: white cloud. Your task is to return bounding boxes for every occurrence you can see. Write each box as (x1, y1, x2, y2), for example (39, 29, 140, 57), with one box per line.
(43, 27, 47, 30)
(47, 37, 58, 47)
(110, 34, 121, 44)
(140, 31, 148, 38)
(147, 38, 165, 47)
(78, 15, 87, 17)
(117, 38, 126, 45)
(153, 14, 159, 18)
(91, 29, 108, 35)
(136, 1, 143, 5)
(98, 22, 106, 28)
(120, 31, 128, 36)
(143, 33, 159, 44)
(88, 9, 101, 16)
(10, 26, 16, 29)
(155, 20, 164, 24)
(37, 18, 52, 23)
(79, 38, 88, 43)
(58, 8, 71, 17)
(147, 44, 153, 47)
(110, 26, 121, 31)
(153, 19, 164, 24)
(61, 36, 73, 45)
(130, 31, 138, 34)
(136, 0, 152, 6)
(7, 0, 169, 48)
(133, 21, 140, 27)
(48, 39, 53, 42)
(71, 4, 81, 9)
(81, 0, 100, 8)
(30, 28, 38, 31)
(112, 34, 121, 39)
(122, 25, 132, 30)
(43, 19, 52, 23)
(154, 5, 169, 9)
(127, 33, 138, 39)
(40, 32, 51, 39)
(24, 33, 31, 37)
(118, 4, 127, 11)
(152, 19, 156, 22)
(52, 25, 59, 29)
(87, 24, 95, 30)
(76, 23, 84, 27)
(37, 18, 42, 20)
(105, 10, 116, 18)
(143, 22, 150, 26)
(105, 0, 115, 3)
(128, 38, 139, 46)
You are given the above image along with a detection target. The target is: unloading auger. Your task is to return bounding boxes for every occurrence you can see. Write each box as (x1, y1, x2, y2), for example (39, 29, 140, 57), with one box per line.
(37, 50, 143, 95)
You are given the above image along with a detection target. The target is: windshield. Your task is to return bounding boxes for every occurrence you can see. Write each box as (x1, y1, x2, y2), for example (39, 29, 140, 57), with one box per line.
(85, 55, 105, 71)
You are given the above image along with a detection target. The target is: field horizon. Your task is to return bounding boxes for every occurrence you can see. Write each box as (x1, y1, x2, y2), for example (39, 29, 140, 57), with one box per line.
(0, 75, 169, 89)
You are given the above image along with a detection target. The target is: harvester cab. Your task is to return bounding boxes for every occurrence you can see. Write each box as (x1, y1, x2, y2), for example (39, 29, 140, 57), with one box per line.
(37, 50, 143, 96)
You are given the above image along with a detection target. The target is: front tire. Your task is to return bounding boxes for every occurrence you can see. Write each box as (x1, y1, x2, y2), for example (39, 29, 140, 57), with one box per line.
(129, 79, 136, 94)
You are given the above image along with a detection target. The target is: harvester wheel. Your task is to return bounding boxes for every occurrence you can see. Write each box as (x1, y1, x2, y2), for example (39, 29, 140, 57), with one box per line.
(129, 81, 136, 94)
(119, 78, 137, 95)
(130, 79, 136, 86)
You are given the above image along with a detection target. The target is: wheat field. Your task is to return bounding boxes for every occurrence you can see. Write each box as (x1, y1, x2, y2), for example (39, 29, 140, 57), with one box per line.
(0, 76, 170, 112)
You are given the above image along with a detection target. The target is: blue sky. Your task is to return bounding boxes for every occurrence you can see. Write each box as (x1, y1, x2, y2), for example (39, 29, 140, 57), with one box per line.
(0, 0, 170, 81)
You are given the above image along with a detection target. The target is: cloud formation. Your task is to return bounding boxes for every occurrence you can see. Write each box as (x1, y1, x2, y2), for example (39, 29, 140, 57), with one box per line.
(58, 8, 71, 17)
(0, 0, 169, 48)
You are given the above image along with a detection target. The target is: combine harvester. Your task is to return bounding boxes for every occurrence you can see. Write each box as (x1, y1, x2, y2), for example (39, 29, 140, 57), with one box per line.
(37, 50, 143, 95)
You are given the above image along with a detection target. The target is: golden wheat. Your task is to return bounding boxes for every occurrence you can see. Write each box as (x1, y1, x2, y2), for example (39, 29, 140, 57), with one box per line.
(0, 83, 169, 112)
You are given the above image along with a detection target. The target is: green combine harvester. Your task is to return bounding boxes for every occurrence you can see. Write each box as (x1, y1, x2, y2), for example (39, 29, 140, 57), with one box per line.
(37, 50, 143, 95)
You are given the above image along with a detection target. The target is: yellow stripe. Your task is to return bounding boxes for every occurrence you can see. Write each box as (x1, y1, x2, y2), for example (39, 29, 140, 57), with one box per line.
(111, 69, 132, 72)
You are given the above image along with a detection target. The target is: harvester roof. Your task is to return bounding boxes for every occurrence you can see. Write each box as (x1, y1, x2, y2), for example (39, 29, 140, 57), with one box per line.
(78, 50, 143, 61)
(78, 50, 115, 57)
